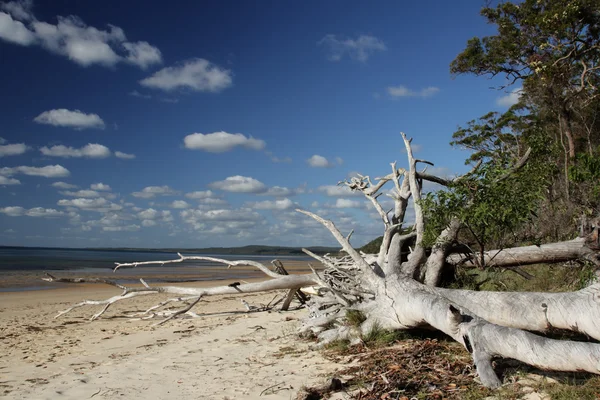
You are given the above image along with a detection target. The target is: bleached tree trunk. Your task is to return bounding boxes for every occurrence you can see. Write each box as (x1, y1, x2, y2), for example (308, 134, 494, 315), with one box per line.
(48, 133, 600, 389)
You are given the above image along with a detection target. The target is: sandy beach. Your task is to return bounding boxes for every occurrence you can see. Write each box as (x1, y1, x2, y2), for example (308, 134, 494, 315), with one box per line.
(0, 267, 342, 400)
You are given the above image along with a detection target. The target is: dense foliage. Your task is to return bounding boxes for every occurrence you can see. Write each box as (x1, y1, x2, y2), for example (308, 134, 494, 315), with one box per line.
(420, 0, 600, 259)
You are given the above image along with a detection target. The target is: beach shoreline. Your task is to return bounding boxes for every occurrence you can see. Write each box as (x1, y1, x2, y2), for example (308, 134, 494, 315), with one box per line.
(0, 264, 337, 400)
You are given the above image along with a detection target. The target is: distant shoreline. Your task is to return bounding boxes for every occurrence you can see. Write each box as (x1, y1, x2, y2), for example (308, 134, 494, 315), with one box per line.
(0, 244, 340, 256)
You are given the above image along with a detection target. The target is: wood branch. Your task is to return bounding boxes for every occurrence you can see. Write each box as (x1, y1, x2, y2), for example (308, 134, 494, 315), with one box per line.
(400, 132, 426, 277)
(446, 237, 599, 268)
(423, 218, 461, 286)
(436, 283, 600, 341)
(493, 147, 532, 183)
(47, 273, 319, 321)
(113, 254, 283, 279)
(296, 209, 383, 283)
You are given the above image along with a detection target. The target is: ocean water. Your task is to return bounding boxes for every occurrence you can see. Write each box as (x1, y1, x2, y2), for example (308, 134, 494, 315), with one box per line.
(0, 247, 313, 291)
(0, 247, 312, 271)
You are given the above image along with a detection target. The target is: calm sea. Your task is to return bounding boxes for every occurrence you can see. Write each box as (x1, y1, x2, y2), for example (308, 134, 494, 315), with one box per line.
(0, 247, 313, 291)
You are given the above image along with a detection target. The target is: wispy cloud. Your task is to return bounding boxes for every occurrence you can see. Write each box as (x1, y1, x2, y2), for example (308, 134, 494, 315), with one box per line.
(208, 176, 267, 193)
(496, 88, 522, 107)
(34, 109, 105, 130)
(140, 58, 232, 92)
(115, 151, 135, 159)
(0, 164, 70, 178)
(0, 2, 162, 68)
(318, 34, 386, 62)
(184, 131, 265, 153)
(387, 85, 440, 98)
(41, 143, 111, 158)
(306, 155, 343, 168)
(0, 140, 28, 157)
(0, 206, 65, 217)
(132, 185, 179, 199)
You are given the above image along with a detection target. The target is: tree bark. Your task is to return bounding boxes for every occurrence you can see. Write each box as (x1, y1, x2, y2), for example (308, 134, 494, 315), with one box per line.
(446, 237, 600, 268)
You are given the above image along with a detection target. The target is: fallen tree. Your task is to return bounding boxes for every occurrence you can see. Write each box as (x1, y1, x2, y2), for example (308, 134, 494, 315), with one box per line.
(46, 133, 600, 389)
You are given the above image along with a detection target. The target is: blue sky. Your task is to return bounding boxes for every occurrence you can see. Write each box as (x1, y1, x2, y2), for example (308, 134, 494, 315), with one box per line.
(0, 0, 519, 248)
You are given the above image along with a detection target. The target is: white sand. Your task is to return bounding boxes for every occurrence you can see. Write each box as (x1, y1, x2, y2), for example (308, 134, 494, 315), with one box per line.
(0, 283, 342, 399)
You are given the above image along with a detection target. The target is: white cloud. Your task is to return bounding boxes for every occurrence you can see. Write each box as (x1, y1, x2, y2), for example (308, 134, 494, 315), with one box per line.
(0, 5, 161, 69)
(136, 208, 172, 222)
(335, 156, 344, 166)
(333, 199, 363, 208)
(318, 34, 386, 62)
(34, 109, 105, 130)
(497, 88, 522, 107)
(115, 151, 135, 159)
(61, 189, 101, 198)
(0, 206, 65, 217)
(248, 198, 294, 210)
(103, 224, 140, 232)
(52, 181, 77, 189)
(269, 155, 292, 163)
(317, 185, 362, 197)
(132, 185, 179, 198)
(307, 155, 334, 168)
(0, 142, 28, 157)
(0, 11, 35, 45)
(91, 183, 111, 191)
(170, 200, 190, 209)
(1, 1, 34, 21)
(57, 197, 122, 212)
(387, 85, 440, 98)
(0, 164, 70, 178)
(129, 90, 152, 99)
(184, 131, 265, 153)
(262, 186, 300, 197)
(185, 190, 216, 200)
(208, 176, 267, 193)
(122, 41, 162, 69)
(139, 58, 232, 92)
(40, 143, 111, 158)
(0, 176, 20, 185)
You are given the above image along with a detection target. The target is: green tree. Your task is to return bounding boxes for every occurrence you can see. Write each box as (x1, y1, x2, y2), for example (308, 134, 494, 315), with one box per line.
(451, 0, 600, 163)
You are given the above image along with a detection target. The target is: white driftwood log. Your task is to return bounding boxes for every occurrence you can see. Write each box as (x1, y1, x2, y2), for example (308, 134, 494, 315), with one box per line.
(47, 133, 600, 389)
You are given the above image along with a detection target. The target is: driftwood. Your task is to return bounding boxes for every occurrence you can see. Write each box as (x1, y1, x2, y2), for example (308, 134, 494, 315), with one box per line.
(47, 133, 600, 389)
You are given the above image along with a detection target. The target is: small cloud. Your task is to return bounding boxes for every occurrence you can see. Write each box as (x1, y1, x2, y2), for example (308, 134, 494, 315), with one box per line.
(170, 200, 190, 209)
(307, 155, 335, 168)
(318, 34, 386, 62)
(91, 183, 111, 191)
(0, 206, 65, 217)
(132, 185, 179, 199)
(139, 58, 232, 92)
(208, 176, 267, 193)
(185, 190, 216, 200)
(52, 181, 77, 189)
(332, 199, 363, 208)
(247, 198, 294, 210)
(115, 151, 135, 159)
(387, 85, 440, 98)
(0, 142, 28, 157)
(57, 197, 122, 212)
(129, 90, 152, 99)
(40, 143, 111, 158)
(496, 88, 522, 107)
(184, 131, 265, 153)
(0, 176, 21, 185)
(317, 185, 362, 197)
(0, 164, 70, 178)
(34, 109, 105, 130)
